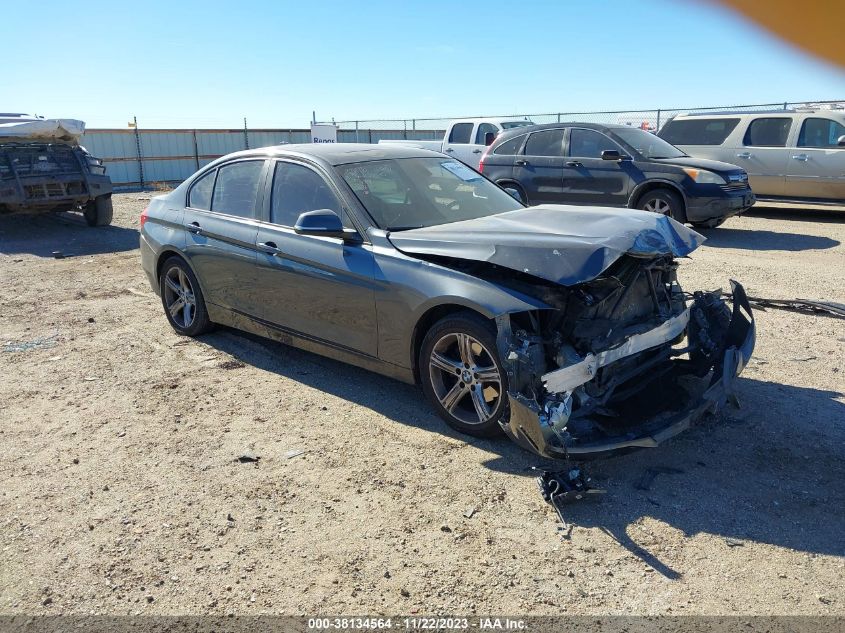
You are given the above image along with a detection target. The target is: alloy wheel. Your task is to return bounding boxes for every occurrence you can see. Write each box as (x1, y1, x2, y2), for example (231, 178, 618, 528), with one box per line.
(642, 198, 672, 215)
(428, 332, 503, 425)
(163, 266, 197, 329)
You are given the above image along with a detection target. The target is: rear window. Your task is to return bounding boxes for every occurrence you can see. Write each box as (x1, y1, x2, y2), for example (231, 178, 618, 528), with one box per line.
(659, 118, 740, 145)
(524, 129, 565, 157)
(743, 118, 792, 147)
(493, 134, 526, 155)
(210, 160, 264, 218)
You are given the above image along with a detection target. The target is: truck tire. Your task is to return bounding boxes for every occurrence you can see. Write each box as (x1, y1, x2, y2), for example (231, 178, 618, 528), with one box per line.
(83, 195, 113, 227)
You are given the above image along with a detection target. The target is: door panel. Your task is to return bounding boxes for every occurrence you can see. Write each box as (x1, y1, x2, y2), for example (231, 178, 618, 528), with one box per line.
(514, 128, 567, 204)
(442, 122, 474, 165)
(732, 117, 792, 196)
(182, 160, 266, 317)
(255, 160, 378, 356)
(561, 128, 631, 206)
(784, 117, 845, 200)
(256, 228, 379, 356)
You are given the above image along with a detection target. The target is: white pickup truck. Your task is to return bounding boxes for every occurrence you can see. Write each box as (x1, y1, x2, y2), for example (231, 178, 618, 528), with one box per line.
(379, 117, 534, 169)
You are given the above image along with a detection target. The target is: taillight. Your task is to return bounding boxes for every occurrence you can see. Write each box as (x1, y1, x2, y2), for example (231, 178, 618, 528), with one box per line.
(478, 149, 489, 173)
(140, 207, 149, 228)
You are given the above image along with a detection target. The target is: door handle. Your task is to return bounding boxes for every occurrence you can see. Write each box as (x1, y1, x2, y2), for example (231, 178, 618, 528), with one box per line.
(791, 154, 809, 161)
(258, 241, 283, 255)
(472, 149, 482, 154)
(186, 221, 202, 234)
(445, 148, 454, 153)
(565, 161, 583, 167)
(736, 152, 752, 159)
(515, 159, 529, 166)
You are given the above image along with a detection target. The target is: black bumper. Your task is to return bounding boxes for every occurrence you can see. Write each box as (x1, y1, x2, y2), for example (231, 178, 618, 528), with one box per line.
(686, 190, 755, 223)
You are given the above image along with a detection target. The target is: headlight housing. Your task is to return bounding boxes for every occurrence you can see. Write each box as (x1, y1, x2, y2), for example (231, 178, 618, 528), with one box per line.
(682, 167, 727, 184)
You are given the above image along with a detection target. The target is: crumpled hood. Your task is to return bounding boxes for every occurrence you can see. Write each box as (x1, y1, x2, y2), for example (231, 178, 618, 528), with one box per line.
(387, 205, 705, 286)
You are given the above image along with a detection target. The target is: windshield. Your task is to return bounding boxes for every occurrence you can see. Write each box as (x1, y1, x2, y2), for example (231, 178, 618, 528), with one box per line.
(613, 127, 687, 159)
(337, 157, 523, 231)
(501, 121, 534, 129)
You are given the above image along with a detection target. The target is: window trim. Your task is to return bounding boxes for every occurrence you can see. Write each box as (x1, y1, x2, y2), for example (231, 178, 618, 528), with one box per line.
(742, 117, 792, 148)
(566, 127, 625, 158)
(208, 158, 268, 220)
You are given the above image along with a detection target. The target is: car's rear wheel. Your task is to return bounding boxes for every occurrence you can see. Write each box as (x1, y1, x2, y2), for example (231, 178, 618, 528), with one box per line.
(83, 194, 113, 226)
(498, 181, 527, 205)
(159, 256, 212, 336)
(419, 313, 507, 437)
(637, 189, 685, 222)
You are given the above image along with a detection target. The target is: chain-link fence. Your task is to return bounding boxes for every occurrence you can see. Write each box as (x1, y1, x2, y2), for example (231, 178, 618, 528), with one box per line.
(321, 100, 845, 141)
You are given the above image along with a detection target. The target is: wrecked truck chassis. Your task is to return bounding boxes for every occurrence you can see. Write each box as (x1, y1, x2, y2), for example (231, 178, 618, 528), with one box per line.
(495, 280, 756, 459)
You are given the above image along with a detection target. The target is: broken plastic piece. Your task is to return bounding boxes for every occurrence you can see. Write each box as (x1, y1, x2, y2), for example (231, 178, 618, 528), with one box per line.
(534, 466, 605, 529)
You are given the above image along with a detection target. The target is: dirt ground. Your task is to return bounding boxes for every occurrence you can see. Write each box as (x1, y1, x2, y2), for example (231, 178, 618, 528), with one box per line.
(1, 194, 843, 616)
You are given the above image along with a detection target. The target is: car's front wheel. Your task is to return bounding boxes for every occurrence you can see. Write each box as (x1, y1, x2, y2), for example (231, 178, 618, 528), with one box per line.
(159, 256, 212, 336)
(637, 189, 685, 222)
(419, 312, 507, 437)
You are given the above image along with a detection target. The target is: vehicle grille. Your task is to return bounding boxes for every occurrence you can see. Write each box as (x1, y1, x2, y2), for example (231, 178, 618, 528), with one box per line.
(720, 173, 749, 192)
(23, 181, 87, 200)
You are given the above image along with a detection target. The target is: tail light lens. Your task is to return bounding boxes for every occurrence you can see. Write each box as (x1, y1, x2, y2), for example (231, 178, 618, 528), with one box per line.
(478, 149, 489, 173)
(140, 206, 149, 228)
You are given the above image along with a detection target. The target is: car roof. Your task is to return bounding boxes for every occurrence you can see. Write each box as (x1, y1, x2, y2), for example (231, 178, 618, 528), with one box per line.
(497, 122, 628, 135)
(214, 142, 449, 166)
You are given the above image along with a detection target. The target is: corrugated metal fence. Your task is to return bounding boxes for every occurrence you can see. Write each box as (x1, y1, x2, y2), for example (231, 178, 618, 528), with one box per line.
(83, 99, 843, 187)
(79, 127, 445, 187)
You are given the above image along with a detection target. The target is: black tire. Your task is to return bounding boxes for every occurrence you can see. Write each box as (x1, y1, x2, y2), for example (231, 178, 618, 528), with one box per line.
(691, 218, 726, 229)
(158, 256, 212, 336)
(83, 195, 113, 227)
(419, 312, 507, 438)
(498, 181, 527, 205)
(636, 188, 685, 222)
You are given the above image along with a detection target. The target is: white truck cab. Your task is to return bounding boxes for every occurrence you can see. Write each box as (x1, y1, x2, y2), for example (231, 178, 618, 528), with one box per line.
(379, 117, 534, 169)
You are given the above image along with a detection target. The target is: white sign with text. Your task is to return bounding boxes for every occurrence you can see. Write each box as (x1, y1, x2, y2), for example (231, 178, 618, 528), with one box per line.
(310, 124, 338, 143)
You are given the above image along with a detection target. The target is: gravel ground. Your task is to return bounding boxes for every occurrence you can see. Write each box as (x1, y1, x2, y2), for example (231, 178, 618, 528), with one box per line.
(1, 195, 843, 616)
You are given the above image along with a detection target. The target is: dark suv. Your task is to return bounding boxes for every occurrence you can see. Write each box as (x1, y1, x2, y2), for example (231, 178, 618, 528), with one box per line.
(480, 122, 755, 228)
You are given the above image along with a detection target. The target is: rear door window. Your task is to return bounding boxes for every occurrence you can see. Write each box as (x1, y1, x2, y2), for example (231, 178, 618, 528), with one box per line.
(524, 129, 565, 157)
(743, 118, 792, 147)
(798, 118, 845, 148)
(271, 162, 343, 227)
(494, 134, 527, 155)
(188, 169, 215, 210)
(448, 123, 473, 144)
(210, 160, 265, 218)
(659, 118, 740, 145)
(568, 128, 623, 158)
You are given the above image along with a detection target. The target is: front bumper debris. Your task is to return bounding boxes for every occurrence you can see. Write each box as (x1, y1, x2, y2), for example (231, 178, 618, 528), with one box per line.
(500, 280, 756, 459)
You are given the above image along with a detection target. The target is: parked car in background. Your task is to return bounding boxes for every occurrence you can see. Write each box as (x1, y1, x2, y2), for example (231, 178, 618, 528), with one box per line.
(140, 143, 755, 458)
(0, 114, 113, 225)
(378, 117, 534, 169)
(480, 122, 755, 228)
(658, 109, 845, 204)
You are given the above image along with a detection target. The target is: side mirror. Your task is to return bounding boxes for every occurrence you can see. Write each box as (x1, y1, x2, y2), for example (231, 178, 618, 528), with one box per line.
(601, 149, 630, 161)
(838, 135, 845, 147)
(484, 131, 496, 146)
(294, 209, 359, 241)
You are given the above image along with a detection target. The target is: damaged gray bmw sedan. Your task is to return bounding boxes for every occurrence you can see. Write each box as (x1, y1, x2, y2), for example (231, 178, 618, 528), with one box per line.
(140, 144, 755, 458)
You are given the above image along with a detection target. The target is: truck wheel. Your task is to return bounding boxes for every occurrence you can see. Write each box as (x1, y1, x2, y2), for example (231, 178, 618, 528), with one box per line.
(83, 195, 113, 227)
(636, 189, 685, 222)
(419, 312, 507, 438)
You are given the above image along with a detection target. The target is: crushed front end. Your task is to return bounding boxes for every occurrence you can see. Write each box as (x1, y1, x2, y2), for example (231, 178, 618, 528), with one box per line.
(495, 255, 755, 458)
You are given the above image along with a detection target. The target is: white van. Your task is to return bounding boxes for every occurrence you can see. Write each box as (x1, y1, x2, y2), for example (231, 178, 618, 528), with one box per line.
(658, 109, 845, 203)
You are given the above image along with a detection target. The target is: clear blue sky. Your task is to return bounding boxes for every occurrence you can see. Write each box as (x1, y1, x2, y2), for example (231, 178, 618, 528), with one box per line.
(4, 0, 845, 129)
